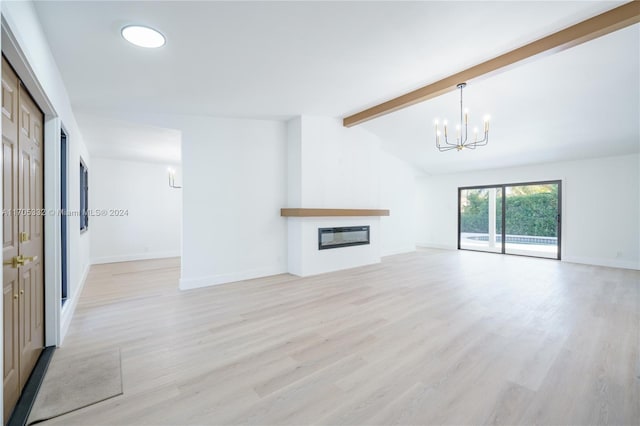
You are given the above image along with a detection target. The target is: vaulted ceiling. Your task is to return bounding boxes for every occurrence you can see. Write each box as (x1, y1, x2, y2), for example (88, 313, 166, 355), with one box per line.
(34, 1, 638, 172)
(364, 24, 639, 174)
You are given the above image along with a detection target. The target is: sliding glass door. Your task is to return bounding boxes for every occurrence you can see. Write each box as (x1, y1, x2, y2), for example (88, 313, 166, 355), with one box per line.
(458, 181, 561, 259)
(504, 183, 560, 258)
(459, 187, 503, 253)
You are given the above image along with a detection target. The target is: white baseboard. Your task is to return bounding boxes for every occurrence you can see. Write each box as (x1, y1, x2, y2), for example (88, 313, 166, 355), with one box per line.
(562, 256, 639, 270)
(179, 266, 287, 290)
(416, 246, 639, 270)
(91, 251, 181, 265)
(292, 258, 382, 278)
(382, 246, 416, 257)
(59, 263, 90, 344)
(416, 243, 457, 250)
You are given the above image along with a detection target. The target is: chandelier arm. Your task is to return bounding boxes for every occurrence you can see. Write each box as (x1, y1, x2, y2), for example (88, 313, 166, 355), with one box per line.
(477, 132, 489, 145)
(442, 135, 458, 147)
(465, 141, 483, 149)
(436, 143, 459, 152)
(466, 134, 489, 148)
(436, 133, 464, 149)
(463, 138, 485, 149)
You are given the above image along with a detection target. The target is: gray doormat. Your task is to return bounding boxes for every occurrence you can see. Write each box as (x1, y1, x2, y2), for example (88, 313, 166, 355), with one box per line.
(27, 348, 123, 424)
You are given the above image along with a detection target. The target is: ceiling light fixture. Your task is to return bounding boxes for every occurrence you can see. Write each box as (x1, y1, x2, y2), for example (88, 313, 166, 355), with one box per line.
(121, 25, 166, 48)
(434, 83, 490, 152)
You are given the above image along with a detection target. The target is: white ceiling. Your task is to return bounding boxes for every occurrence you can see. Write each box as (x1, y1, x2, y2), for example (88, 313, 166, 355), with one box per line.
(364, 24, 640, 174)
(33, 1, 638, 172)
(73, 113, 181, 164)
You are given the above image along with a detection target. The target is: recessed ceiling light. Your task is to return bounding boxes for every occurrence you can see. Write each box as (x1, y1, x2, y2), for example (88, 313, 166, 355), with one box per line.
(121, 25, 166, 48)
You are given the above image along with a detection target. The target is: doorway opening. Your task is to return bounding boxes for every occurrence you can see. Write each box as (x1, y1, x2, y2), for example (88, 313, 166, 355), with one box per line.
(458, 181, 561, 259)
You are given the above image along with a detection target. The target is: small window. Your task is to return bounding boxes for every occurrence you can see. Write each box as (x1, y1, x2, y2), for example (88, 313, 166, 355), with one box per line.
(80, 159, 88, 232)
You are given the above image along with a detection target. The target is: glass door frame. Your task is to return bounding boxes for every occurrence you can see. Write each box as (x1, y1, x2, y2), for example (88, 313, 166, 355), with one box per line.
(457, 180, 562, 260)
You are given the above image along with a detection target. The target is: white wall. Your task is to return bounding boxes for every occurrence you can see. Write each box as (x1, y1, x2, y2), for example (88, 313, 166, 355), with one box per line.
(285, 116, 419, 276)
(288, 217, 381, 276)
(178, 116, 288, 289)
(90, 158, 181, 264)
(86, 113, 421, 284)
(293, 116, 381, 208)
(285, 116, 382, 275)
(2, 0, 92, 349)
(417, 153, 640, 270)
(380, 150, 418, 256)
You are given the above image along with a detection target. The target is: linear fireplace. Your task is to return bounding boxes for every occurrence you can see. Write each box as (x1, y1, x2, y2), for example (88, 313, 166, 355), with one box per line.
(318, 226, 370, 250)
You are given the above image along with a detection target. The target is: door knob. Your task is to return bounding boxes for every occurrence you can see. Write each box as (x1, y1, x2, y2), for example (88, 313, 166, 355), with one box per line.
(4, 257, 21, 268)
(19, 290, 24, 295)
(3, 255, 38, 268)
(22, 255, 37, 264)
(13, 294, 18, 300)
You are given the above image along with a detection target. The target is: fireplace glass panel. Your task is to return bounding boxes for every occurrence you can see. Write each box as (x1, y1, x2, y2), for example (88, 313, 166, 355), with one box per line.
(318, 226, 370, 250)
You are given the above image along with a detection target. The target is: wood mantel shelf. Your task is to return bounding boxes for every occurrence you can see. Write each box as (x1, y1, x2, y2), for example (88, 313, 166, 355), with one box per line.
(281, 208, 390, 217)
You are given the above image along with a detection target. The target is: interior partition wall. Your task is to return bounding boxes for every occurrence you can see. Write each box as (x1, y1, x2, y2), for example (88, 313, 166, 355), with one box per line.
(458, 180, 561, 260)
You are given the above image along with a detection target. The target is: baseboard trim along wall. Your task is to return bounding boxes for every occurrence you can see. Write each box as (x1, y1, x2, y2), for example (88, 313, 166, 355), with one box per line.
(417, 245, 639, 270)
(59, 263, 90, 344)
(289, 258, 383, 278)
(381, 246, 417, 257)
(416, 243, 457, 250)
(91, 251, 181, 265)
(179, 266, 287, 290)
(562, 256, 640, 271)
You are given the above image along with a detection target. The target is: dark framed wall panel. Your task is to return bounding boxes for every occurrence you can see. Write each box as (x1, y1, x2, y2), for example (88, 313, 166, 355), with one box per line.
(79, 158, 88, 232)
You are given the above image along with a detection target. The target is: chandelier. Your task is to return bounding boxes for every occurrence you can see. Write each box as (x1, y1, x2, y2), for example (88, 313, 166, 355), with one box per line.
(434, 83, 490, 152)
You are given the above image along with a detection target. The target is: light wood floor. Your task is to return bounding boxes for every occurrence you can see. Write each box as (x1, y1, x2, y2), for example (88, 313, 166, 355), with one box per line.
(44, 249, 639, 425)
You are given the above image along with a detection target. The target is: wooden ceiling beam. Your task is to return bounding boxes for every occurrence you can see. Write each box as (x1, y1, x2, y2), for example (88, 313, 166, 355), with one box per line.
(343, 1, 640, 127)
